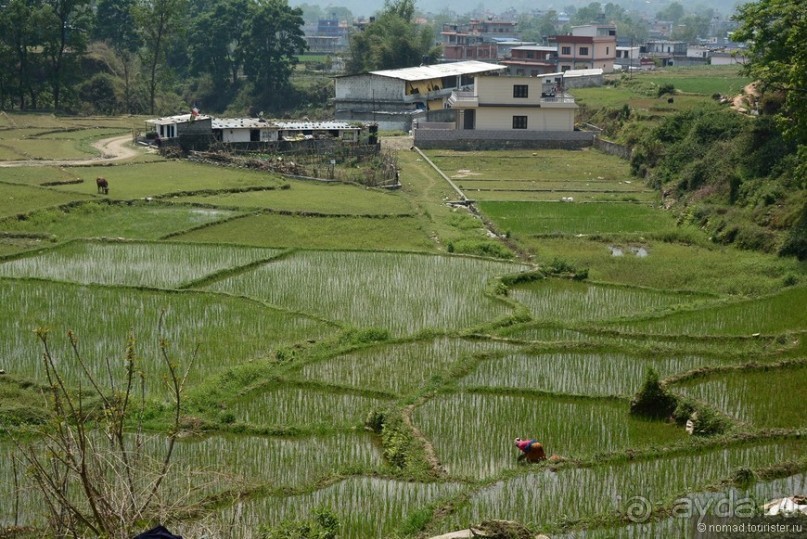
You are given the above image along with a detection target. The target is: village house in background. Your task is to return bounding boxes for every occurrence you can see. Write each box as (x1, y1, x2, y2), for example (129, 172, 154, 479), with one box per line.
(500, 45, 558, 76)
(550, 24, 617, 73)
(440, 19, 521, 61)
(144, 115, 370, 151)
(333, 60, 506, 131)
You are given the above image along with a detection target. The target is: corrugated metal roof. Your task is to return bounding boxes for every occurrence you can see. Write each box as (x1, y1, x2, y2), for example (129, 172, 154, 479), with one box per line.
(511, 45, 557, 51)
(370, 60, 505, 82)
(147, 114, 211, 125)
(211, 119, 361, 130)
(563, 68, 604, 77)
(212, 118, 274, 129)
(275, 121, 360, 130)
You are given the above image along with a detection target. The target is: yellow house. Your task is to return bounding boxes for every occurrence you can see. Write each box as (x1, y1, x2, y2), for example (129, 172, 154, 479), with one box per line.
(447, 74, 577, 132)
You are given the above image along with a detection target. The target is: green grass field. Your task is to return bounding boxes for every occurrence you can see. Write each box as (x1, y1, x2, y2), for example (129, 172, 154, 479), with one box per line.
(0, 105, 804, 538)
(571, 66, 751, 112)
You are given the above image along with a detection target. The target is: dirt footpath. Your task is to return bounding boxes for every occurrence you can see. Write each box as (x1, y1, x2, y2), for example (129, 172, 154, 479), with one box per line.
(0, 134, 147, 168)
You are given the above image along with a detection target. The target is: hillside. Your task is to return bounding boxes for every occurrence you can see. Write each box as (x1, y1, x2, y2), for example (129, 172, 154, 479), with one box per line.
(573, 66, 806, 260)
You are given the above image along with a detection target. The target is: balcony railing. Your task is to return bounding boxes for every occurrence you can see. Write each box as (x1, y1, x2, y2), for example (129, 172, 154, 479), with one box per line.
(447, 91, 478, 108)
(447, 90, 575, 108)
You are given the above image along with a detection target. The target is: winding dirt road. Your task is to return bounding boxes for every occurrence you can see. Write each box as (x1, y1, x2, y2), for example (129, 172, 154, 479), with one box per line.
(0, 134, 147, 168)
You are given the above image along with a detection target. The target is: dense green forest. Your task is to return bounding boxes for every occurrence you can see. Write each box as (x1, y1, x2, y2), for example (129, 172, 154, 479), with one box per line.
(0, 0, 320, 116)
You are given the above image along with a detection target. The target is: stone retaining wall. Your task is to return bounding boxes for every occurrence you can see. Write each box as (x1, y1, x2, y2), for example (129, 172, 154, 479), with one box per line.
(593, 136, 632, 160)
(413, 129, 595, 150)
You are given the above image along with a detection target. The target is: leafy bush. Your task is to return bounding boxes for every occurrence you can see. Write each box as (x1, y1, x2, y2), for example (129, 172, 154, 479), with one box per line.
(261, 507, 339, 539)
(657, 83, 676, 97)
(630, 368, 678, 419)
(451, 239, 513, 259)
(780, 202, 807, 260)
(672, 399, 731, 436)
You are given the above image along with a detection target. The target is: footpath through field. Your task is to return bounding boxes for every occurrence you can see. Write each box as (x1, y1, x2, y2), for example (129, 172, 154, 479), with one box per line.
(0, 134, 147, 167)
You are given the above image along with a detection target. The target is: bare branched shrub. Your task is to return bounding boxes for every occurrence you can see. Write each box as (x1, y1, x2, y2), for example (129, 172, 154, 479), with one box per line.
(15, 317, 196, 539)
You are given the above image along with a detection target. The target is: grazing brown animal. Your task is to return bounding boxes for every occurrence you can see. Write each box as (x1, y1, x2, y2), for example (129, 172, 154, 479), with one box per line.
(514, 437, 547, 463)
(96, 177, 109, 194)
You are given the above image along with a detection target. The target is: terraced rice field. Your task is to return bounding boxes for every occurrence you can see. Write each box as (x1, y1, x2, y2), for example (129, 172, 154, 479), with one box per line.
(457, 350, 714, 397)
(297, 337, 520, 395)
(670, 365, 807, 429)
(206, 251, 528, 336)
(413, 391, 687, 479)
(436, 441, 806, 531)
(0, 240, 284, 288)
(1, 115, 805, 538)
(509, 278, 707, 324)
(0, 279, 333, 388)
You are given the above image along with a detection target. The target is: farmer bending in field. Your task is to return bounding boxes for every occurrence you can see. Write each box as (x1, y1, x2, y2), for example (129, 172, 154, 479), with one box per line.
(514, 437, 547, 463)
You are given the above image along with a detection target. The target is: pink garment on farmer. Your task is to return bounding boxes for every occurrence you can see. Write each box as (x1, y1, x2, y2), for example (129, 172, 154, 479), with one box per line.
(516, 438, 539, 453)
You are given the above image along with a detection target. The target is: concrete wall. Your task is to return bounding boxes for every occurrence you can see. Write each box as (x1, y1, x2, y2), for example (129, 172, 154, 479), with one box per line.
(413, 128, 595, 150)
(593, 136, 631, 160)
(563, 74, 604, 88)
(334, 74, 404, 102)
(476, 107, 574, 131)
(476, 76, 550, 104)
(176, 118, 212, 137)
(336, 109, 426, 132)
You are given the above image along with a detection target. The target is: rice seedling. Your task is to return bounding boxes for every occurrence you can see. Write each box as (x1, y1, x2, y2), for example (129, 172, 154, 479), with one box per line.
(609, 286, 807, 337)
(554, 472, 805, 537)
(172, 180, 414, 215)
(0, 203, 240, 241)
(495, 325, 793, 359)
(671, 365, 807, 429)
(174, 213, 435, 252)
(297, 337, 520, 395)
(510, 278, 699, 324)
(479, 201, 676, 236)
(212, 476, 464, 539)
(1, 432, 384, 529)
(412, 391, 687, 479)
(0, 279, 334, 390)
(0, 444, 41, 528)
(458, 351, 713, 398)
(228, 386, 391, 429)
(0, 241, 282, 288)
(167, 432, 383, 494)
(437, 440, 806, 531)
(207, 251, 529, 336)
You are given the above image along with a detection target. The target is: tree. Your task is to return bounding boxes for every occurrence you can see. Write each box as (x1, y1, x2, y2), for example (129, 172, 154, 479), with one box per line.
(517, 10, 558, 42)
(0, 0, 49, 110)
(571, 2, 603, 25)
(732, 0, 807, 145)
(346, 0, 439, 74)
(15, 324, 195, 538)
(94, 0, 142, 113)
(240, 0, 307, 112)
(187, 0, 248, 91)
(39, 0, 92, 111)
(134, 0, 188, 115)
(656, 1, 685, 23)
